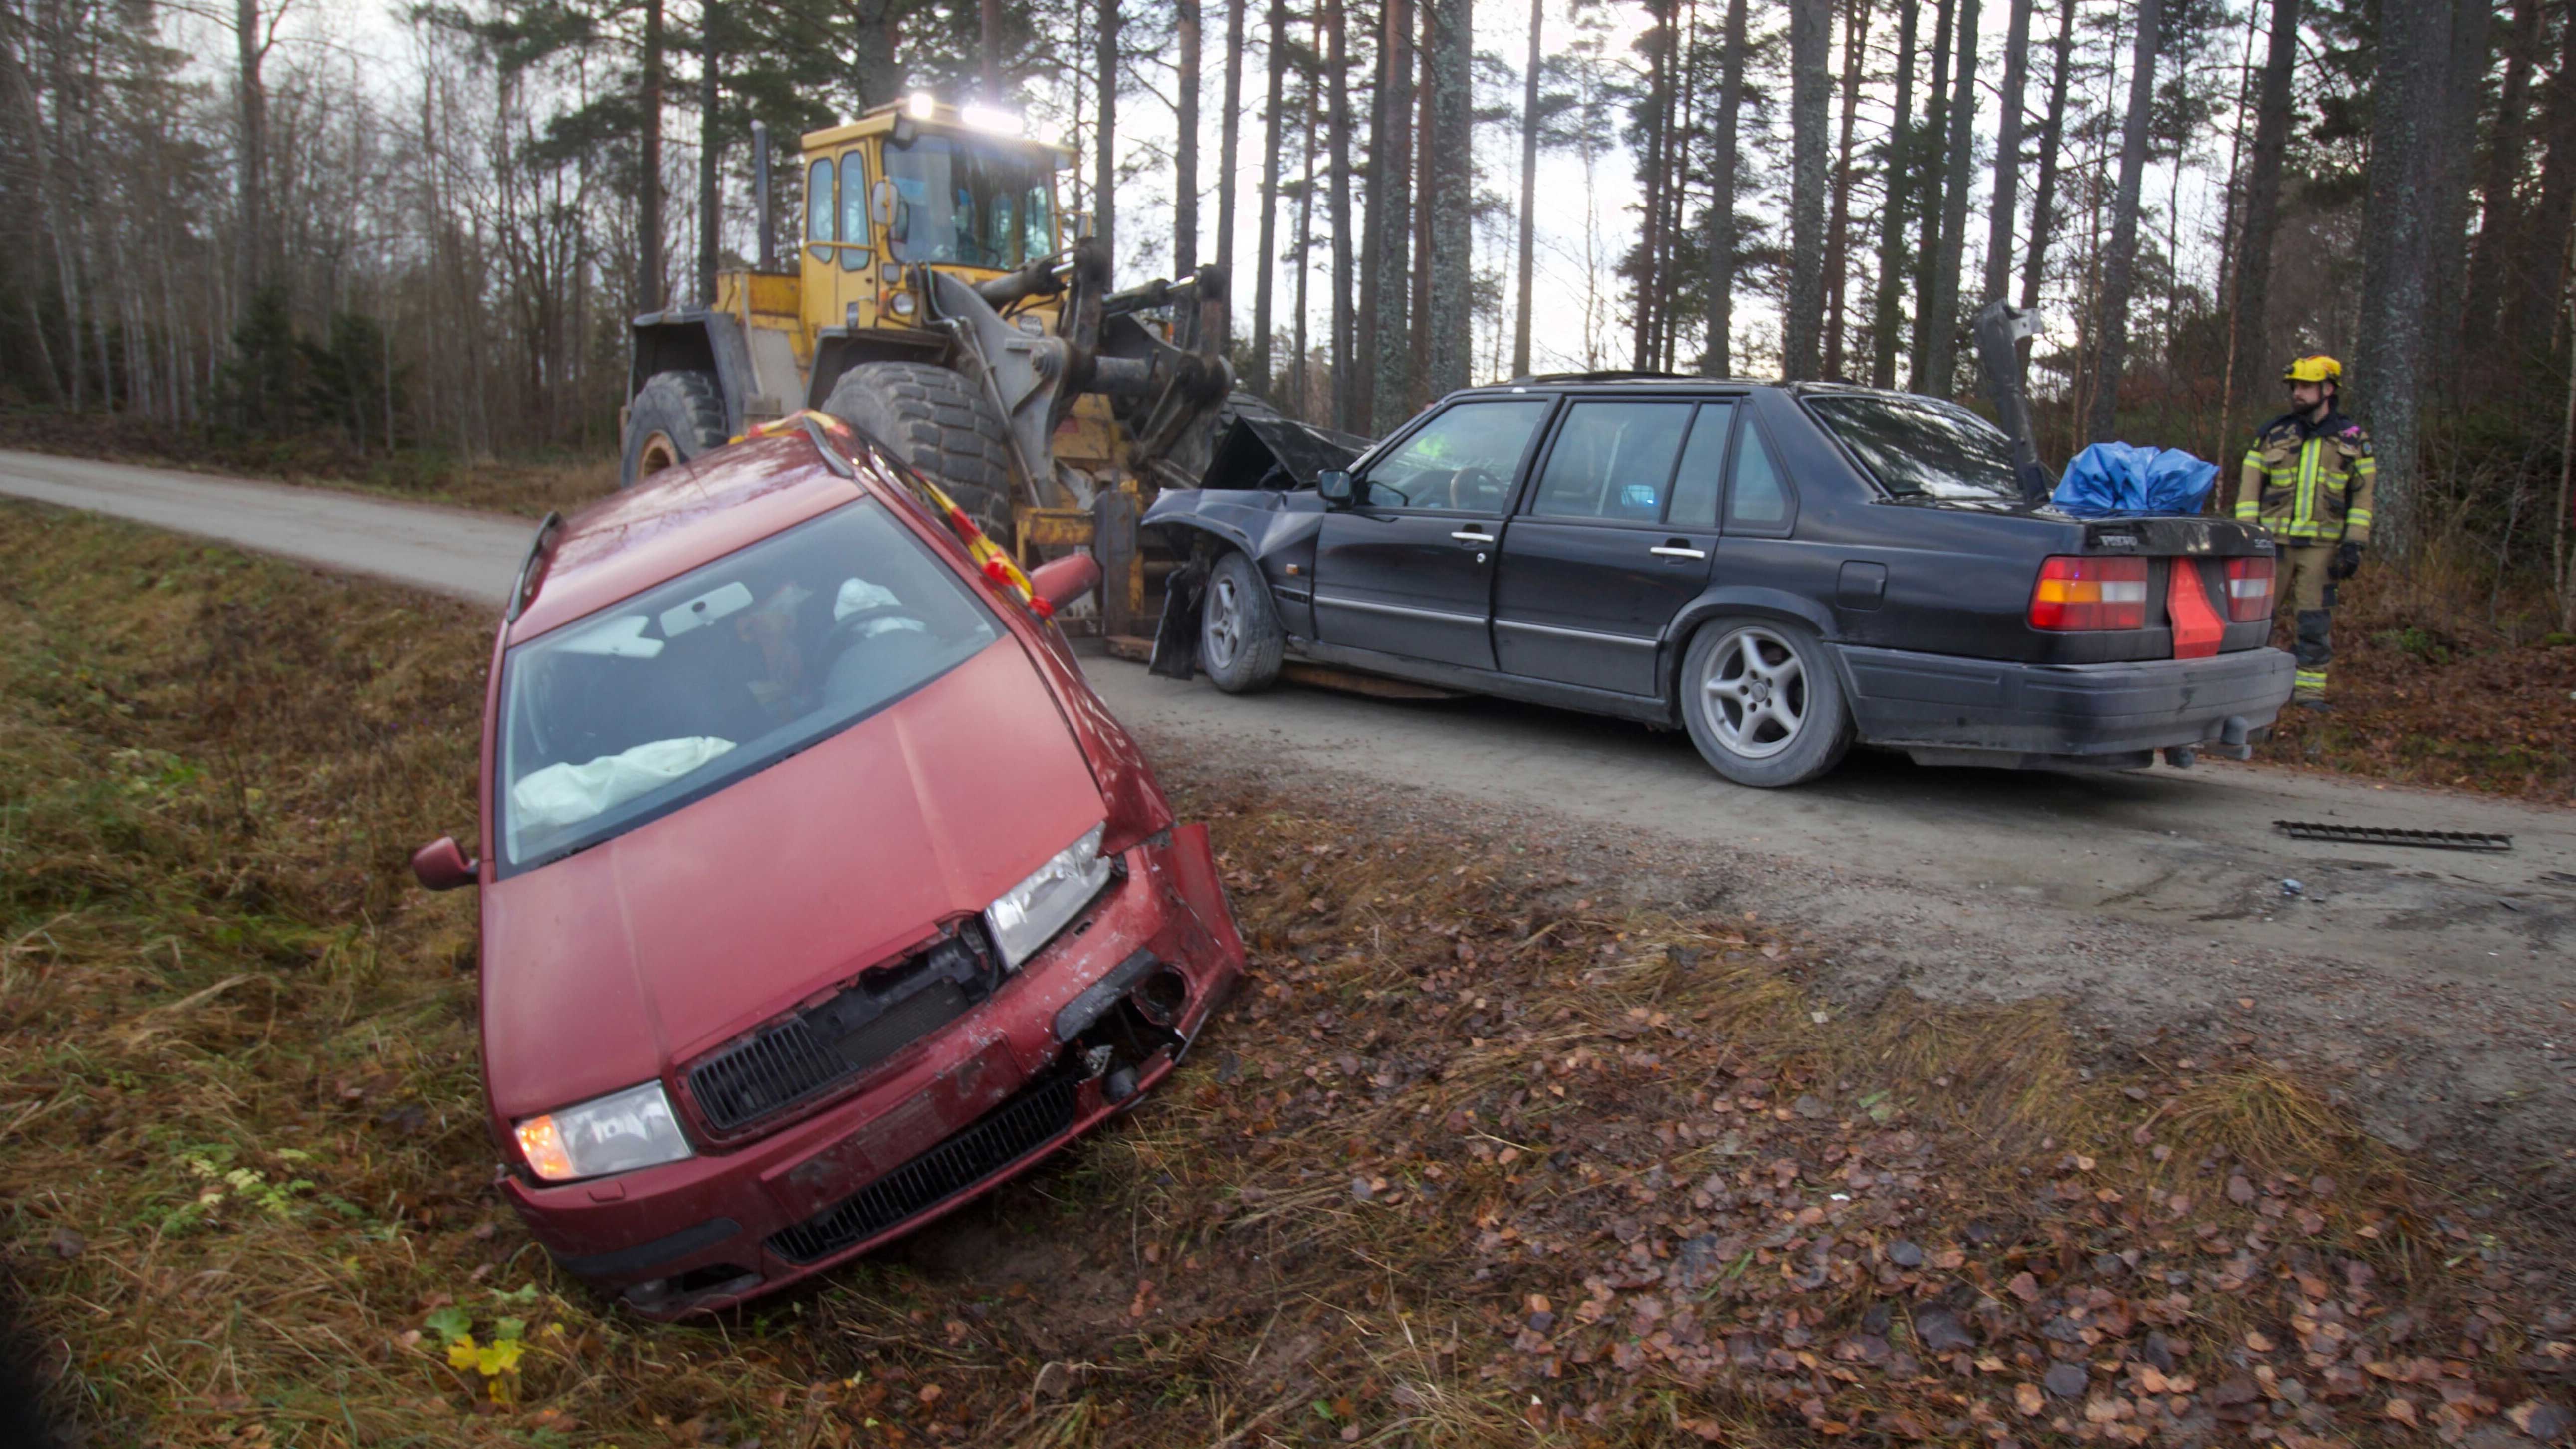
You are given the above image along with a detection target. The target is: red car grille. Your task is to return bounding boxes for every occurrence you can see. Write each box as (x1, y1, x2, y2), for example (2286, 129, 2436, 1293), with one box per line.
(685, 925, 995, 1136)
(766, 1075, 1079, 1263)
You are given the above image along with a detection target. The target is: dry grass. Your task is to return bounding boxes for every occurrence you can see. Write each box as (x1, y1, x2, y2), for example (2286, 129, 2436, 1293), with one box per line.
(3, 500, 2570, 1448)
(0, 406, 612, 519)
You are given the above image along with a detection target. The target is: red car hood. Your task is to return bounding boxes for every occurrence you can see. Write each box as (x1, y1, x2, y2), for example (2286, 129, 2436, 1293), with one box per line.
(479, 636, 1106, 1121)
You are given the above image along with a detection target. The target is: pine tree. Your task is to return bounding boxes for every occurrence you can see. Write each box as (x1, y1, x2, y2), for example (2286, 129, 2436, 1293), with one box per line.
(1513, 0, 1542, 378)
(1924, 0, 1975, 395)
(1822, 0, 1873, 379)
(2085, 0, 2158, 443)
(1784, 0, 1831, 380)
(1424, 0, 1473, 393)
(2227, 0, 2298, 429)
(1982, 0, 2032, 305)
(1870, 0, 1919, 388)
(1702, 0, 1748, 377)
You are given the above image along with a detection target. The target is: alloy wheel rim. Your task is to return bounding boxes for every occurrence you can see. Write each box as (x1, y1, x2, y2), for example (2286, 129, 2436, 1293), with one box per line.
(1699, 626, 1807, 760)
(1204, 575, 1242, 670)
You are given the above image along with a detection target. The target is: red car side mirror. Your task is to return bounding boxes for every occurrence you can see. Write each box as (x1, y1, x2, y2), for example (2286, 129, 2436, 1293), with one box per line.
(412, 835, 480, 892)
(1028, 552, 1103, 612)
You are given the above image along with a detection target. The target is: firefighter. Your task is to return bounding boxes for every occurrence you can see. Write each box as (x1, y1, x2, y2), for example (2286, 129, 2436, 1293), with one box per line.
(2235, 355, 2375, 710)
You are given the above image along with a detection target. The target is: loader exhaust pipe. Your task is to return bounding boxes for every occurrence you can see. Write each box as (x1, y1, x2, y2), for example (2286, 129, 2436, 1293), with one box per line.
(752, 121, 775, 271)
(1971, 300, 2054, 504)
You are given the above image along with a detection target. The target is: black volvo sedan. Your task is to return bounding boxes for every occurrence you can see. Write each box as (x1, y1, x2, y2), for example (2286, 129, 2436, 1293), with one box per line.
(1141, 378, 2296, 788)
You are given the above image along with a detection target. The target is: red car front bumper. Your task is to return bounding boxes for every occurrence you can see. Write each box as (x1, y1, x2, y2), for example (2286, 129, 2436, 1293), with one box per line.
(498, 823, 1244, 1319)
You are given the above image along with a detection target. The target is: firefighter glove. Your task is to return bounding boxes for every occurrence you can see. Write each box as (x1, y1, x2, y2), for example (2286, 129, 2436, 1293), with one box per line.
(2329, 541, 2363, 581)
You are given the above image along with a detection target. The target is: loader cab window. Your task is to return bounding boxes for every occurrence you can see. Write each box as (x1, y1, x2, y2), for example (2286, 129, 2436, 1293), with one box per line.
(837, 151, 872, 270)
(805, 158, 834, 252)
(883, 133, 1056, 271)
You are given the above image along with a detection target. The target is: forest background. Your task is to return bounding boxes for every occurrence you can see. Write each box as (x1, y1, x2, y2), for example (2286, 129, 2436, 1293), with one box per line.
(1, 0, 2572, 627)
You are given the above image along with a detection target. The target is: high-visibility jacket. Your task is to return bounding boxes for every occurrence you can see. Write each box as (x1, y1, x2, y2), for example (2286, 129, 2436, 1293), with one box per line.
(2235, 411, 2376, 546)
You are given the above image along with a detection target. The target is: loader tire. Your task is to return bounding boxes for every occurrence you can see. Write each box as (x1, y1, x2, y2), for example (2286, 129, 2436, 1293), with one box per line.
(823, 362, 1018, 547)
(621, 370, 730, 489)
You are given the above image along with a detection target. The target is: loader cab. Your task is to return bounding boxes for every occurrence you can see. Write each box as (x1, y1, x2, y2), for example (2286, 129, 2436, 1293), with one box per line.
(796, 98, 1074, 346)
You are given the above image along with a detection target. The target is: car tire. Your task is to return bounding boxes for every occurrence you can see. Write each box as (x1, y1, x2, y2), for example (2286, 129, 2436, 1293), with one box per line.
(823, 361, 1020, 546)
(1200, 550, 1284, 694)
(620, 370, 729, 489)
(1678, 617, 1853, 787)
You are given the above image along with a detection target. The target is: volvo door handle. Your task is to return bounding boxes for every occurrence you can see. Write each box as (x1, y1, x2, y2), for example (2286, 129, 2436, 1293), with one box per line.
(1451, 530, 1497, 545)
(1650, 544, 1707, 560)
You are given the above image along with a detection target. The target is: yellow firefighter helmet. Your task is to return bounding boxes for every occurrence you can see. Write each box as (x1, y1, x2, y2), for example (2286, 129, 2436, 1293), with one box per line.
(2282, 355, 2342, 384)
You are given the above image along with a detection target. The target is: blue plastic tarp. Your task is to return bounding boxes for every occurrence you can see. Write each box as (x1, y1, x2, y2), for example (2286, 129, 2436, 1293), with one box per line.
(2049, 442, 2219, 518)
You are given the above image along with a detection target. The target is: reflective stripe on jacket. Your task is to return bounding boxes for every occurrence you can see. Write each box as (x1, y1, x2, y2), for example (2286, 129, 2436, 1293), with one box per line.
(2234, 413, 2375, 545)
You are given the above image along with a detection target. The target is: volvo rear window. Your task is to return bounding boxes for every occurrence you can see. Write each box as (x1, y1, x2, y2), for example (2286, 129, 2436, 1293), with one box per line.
(496, 501, 1001, 872)
(1806, 394, 2024, 501)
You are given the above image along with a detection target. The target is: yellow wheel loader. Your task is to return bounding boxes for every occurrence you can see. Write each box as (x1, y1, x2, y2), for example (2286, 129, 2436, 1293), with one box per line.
(620, 94, 1273, 635)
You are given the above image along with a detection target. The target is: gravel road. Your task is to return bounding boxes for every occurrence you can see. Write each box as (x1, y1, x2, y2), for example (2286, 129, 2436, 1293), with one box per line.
(10, 449, 2569, 1191)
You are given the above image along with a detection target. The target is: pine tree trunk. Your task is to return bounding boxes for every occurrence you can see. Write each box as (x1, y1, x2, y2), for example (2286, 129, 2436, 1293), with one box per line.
(2462, 0, 2540, 366)
(1293, 13, 1318, 414)
(2084, 0, 2157, 443)
(1327, 0, 1356, 426)
(1218, 0, 1245, 328)
(1425, 0, 1474, 393)
(1412, 35, 1435, 400)
(1513, 0, 1542, 377)
(640, 0, 665, 312)
(1095, 0, 1120, 261)
(1907, 0, 1953, 391)
(1822, 0, 1873, 379)
(2016, 0, 2075, 382)
(2354, 0, 2458, 554)
(2421, 0, 2490, 398)
(1254, 0, 1288, 393)
(1660, 0, 1696, 371)
(2227, 0, 2297, 427)
(1869, 0, 1919, 388)
(1370, 0, 1416, 418)
(1177, 0, 1201, 275)
(1982, 0, 2031, 304)
(1925, 0, 1976, 394)
(1703, 0, 1749, 377)
(2514, 0, 2576, 370)
(1784, 0, 1831, 380)
(699, 0, 719, 305)
(235, 0, 267, 302)
(1634, 1, 1669, 371)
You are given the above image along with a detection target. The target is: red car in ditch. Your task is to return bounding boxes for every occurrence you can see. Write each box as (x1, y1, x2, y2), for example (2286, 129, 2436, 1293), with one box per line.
(411, 414, 1245, 1318)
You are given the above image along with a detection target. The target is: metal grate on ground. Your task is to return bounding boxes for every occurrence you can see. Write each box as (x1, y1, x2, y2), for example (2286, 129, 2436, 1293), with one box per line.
(2273, 821, 2513, 851)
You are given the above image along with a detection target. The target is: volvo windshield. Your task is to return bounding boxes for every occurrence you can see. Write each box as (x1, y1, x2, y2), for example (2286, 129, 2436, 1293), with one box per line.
(497, 501, 1001, 871)
(885, 134, 1057, 269)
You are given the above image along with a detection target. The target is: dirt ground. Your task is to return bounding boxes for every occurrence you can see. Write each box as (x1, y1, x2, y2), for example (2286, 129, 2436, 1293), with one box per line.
(5, 504, 2575, 1449)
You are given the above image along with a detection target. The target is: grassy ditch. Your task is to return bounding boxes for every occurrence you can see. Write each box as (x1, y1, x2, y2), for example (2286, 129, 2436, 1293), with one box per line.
(3, 501, 2572, 1448)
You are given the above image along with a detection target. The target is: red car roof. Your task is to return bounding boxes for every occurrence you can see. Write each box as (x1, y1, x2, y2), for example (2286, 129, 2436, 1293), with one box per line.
(508, 432, 864, 642)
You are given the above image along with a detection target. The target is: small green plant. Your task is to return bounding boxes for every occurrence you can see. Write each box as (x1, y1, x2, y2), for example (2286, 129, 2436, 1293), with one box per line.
(165, 1143, 315, 1230)
(425, 1304, 529, 1404)
(2373, 625, 2454, 665)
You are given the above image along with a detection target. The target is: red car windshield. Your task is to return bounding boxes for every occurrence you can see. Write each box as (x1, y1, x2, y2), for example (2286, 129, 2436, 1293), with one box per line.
(496, 500, 1002, 871)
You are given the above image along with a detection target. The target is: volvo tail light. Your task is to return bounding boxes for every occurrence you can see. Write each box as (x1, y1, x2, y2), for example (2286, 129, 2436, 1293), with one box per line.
(2028, 556, 2148, 631)
(2223, 556, 2275, 623)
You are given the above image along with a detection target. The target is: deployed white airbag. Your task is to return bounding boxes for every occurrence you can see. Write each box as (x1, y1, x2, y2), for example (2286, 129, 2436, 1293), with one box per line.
(511, 737, 737, 829)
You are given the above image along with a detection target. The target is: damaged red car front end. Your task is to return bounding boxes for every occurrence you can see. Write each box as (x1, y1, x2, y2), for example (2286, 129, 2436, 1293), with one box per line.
(419, 419, 1244, 1319)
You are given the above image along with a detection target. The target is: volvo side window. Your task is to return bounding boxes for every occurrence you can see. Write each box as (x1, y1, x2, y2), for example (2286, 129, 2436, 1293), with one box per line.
(1359, 399, 1554, 514)
(1728, 416, 1795, 530)
(1527, 402, 1695, 523)
(1665, 403, 1736, 529)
